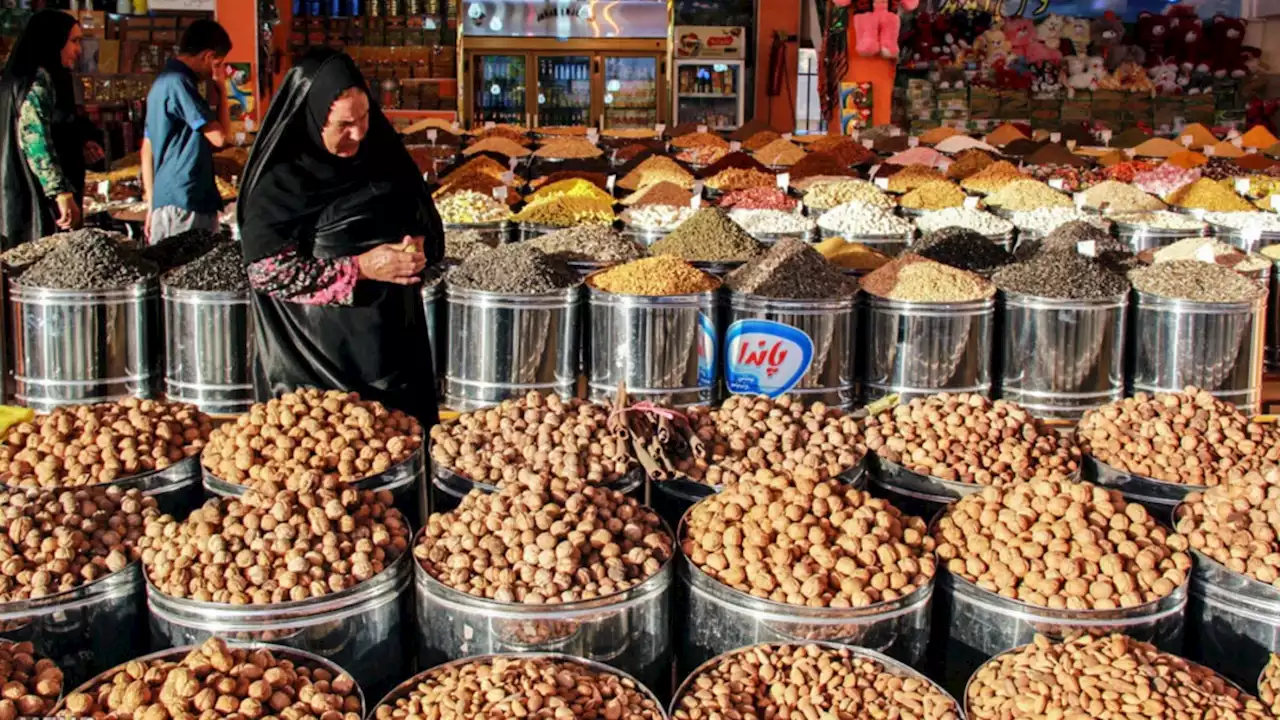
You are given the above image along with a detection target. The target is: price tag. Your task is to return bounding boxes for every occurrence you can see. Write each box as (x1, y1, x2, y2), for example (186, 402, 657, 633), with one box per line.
(869, 164, 881, 178)
(422, 172, 431, 181)
(1229, 128, 1242, 139)
(1195, 244, 1218, 263)
(655, 123, 666, 138)
(908, 137, 919, 148)
(697, 124, 708, 134)
(1048, 178, 1065, 191)
(586, 129, 599, 144)
(889, 127, 902, 137)
(501, 171, 515, 185)
(729, 141, 741, 152)
(782, 133, 792, 142)
(776, 173, 790, 189)
(1100, 129, 1113, 145)
(1077, 240, 1097, 257)
(1205, 146, 1217, 157)
(1182, 135, 1193, 147)
(963, 196, 979, 209)
(485, 121, 496, 129)
(1074, 192, 1087, 210)
(234, 132, 246, 146)
(690, 195, 701, 209)
(1050, 132, 1061, 143)
(427, 129, 438, 143)
(875, 177, 890, 190)
(508, 158, 520, 171)
(1248, 147, 1259, 155)
(1233, 137, 1245, 149)
(1067, 140, 1077, 151)
(451, 121, 461, 131)
(1237, 178, 1251, 195)
(1124, 148, 1136, 158)
(493, 186, 509, 201)
(862, 139, 875, 150)
(693, 181, 705, 197)
(607, 175, 616, 191)
(1243, 226, 1264, 245)
(97, 180, 109, 197)
(1271, 195, 1280, 212)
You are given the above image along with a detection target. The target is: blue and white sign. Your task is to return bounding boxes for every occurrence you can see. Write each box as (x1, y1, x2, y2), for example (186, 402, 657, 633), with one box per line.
(696, 312, 717, 387)
(724, 320, 813, 398)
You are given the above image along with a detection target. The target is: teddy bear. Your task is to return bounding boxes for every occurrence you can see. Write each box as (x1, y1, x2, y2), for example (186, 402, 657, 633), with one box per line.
(1064, 54, 1100, 91)
(1136, 11, 1169, 67)
(1166, 5, 1210, 73)
(1030, 60, 1063, 95)
(1209, 14, 1247, 78)
(1037, 14, 1066, 51)
(1006, 16, 1061, 65)
(1148, 60, 1180, 93)
(1060, 17, 1092, 57)
(1091, 11, 1146, 72)
(974, 20, 1012, 67)
(845, 0, 922, 59)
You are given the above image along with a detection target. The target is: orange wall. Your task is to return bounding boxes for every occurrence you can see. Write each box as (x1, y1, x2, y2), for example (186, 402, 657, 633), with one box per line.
(754, 0, 800, 133)
(216, 0, 260, 122)
(843, 21, 895, 128)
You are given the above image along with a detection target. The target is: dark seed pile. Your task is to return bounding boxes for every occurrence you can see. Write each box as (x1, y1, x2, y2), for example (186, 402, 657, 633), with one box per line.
(726, 237, 858, 299)
(1015, 220, 1140, 272)
(19, 231, 156, 290)
(140, 229, 225, 272)
(447, 244, 576, 294)
(650, 207, 763, 262)
(1129, 260, 1265, 303)
(912, 227, 1012, 276)
(528, 225, 646, 263)
(444, 229, 492, 263)
(1, 229, 130, 273)
(162, 241, 249, 292)
(994, 249, 1130, 299)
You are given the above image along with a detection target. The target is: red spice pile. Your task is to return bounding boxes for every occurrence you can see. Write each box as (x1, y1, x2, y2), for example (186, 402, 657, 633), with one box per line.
(789, 151, 859, 181)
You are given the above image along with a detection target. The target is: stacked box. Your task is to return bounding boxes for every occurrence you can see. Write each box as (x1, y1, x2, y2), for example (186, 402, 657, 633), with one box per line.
(998, 89, 1029, 120)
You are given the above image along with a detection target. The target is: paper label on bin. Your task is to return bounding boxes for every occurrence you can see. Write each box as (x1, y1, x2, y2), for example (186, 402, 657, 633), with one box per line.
(729, 141, 741, 152)
(484, 121, 496, 129)
(1067, 140, 1077, 151)
(508, 158, 519, 171)
(776, 173, 790, 189)
(586, 129, 599, 144)
(1100, 129, 1113, 145)
(1195, 244, 1218, 262)
(1272, 195, 1280, 212)
(1074, 192, 1086, 209)
(875, 178, 889, 190)
(1182, 135, 1193, 147)
(693, 181, 705, 197)
(963, 196, 979, 209)
(1124, 148, 1136, 158)
(697, 124, 708, 134)
(697, 313, 717, 387)
(1243, 227, 1264, 244)
(862, 139, 874, 150)
(1077, 240, 1097, 257)
(889, 127, 902, 137)
(1237, 179, 1251, 195)
(1050, 133, 1061, 143)
(655, 123, 666, 138)
(1048, 178, 1065, 191)
(1205, 146, 1217, 156)
(607, 175, 616, 191)
(724, 319, 812, 398)
(908, 137, 919, 148)
(690, 195, 701, 209)
(427, 129, 438, 143)
(1233, 137, 1245, 149)
(97, 180, 109, 197)
(493, 186, 508, 201)
(501, 171, 515, 185)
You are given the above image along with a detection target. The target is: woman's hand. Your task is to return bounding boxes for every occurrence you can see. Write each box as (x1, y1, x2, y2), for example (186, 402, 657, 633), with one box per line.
(357, 241, 426, 285)
(83, 141, 104, 164)
(54, 192, 81, 230)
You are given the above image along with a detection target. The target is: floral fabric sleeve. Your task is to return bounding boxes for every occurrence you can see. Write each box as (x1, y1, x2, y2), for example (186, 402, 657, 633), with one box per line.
(247, 246, 359, 306)
(18, 72, 70, 198)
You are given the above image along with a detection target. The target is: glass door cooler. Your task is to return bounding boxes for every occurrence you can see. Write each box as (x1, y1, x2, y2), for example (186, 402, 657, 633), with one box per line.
(602, 55, 663, 129)
(673, 59, 744, 130)
(536, 55, 592, 127)
(472, 55, 528, 126)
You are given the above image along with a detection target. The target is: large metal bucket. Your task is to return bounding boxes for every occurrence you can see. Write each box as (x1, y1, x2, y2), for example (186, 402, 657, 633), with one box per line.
(10, 281, 159, 411)
(161, 286, 253, 415)
(1114, 221, 1205, 252)
(1186, 548, 1280, 690)
(443, 283, 581, 412)
(443, 220, 510, 246)
(725, 292, 857, 409)
(1132, 289, 1266, 416)
(861, 294, 994, 403)
(421, 281, 445, 381)
(999, 290, 1128, 420)
(586, 280, 720, 407)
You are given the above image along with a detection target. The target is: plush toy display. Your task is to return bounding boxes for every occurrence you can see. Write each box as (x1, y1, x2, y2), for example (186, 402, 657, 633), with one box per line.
(1064, 55, 1101, 91)
(1030, 59, 1063, 95)
(953, 9, 993, 50)
(1136, 11, 1169, 66)
(844, 0, 921, 59)
(1148, 59, 1180, 93)
(1037, 14, 1066, 53)
(1166, 5, 1209, 73)
(1091, 11, 1145, 71)
(974, 20, 1013, 68)
(1209, 14, 1248, 78)
(1060, 17, 1091, 57)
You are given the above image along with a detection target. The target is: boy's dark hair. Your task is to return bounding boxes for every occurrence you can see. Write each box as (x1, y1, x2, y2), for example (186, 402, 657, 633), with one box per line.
(179, 19, 232, 57)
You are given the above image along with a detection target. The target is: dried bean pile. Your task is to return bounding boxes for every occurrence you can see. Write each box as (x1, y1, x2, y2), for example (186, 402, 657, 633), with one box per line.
(672, 643, 959, 720)
(447, 244, 577, 294)
(1176, 474, 1280, 586)
(682, 472, 935, 607)
(141, 483, 410, 603)
(0, 641, 61, 717)
(415, 472, 672, 603)
(1260, 654, 1280, 716)
(59, 637, 362, 720)
(864, 393, 1080, 485)
(967, 634, 1268, 720)
(1078, 389, 1280, 486)
(935, 479, 1190, 609)
(429, 393, 634, 486)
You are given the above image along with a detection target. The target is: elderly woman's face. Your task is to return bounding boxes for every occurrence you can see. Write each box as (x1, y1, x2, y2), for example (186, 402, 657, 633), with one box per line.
(322, 87, 370, 158)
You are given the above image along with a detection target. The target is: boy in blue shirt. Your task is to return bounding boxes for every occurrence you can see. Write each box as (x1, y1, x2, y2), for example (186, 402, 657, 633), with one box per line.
(141, 20, 232, 243)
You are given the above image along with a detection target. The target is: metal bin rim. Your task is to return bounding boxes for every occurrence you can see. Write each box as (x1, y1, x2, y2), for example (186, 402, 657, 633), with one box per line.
(160, 285, 250, 304)
(862, 293, 996, 314)
(443, 282, 582, 306)
(10, 279, 156, 303)
(0, 561, 140, 622)
(728, 290, 857, 311)
(999, 289, 1130, 310)
(1133, 288, 1266, 312)
(0, 454, 202, 498)
(202, 445, 424, 499)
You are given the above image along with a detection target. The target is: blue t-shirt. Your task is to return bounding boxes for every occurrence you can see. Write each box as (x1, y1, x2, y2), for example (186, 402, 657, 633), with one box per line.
(145, 59, 218, 214)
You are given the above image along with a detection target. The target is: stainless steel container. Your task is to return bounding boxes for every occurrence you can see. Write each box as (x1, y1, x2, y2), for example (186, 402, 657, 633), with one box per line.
(517, 223, 570, 243)
(1212, 224, 1280, 254)
(725, 292, 857, 409)
(670, 642, 960, 718)
(818, 229, 912, 257)
(103, 455, 203, 518)
(620, 225, 671, 248)
(414, 537, 673, 694)
(444, 283, 581, 412)
(1131, 289, 1266, 416)
(1115, 221, 1206, 252)
(146, 550, 413, 702)
(587, 278, 720, 407)
(161, 286, 253, 416)
(1187, 549, 1280, 689)
(999, 290, 1128, 420)
(443, 220, 510, 246)
(868, 455, 987, 522)
(861, 294, 995, 403)
(425, 459, 644, 516)
(742, 228, 815, 246)
(421, 280, 445, 380)
(0, 563, 145, 688)
(677, 556, 933, 676)
(934, 567, 1187, 697)
(54, 642, 366, 717)
(369, 654, 669, 719)
(1084, 453, 1196, 521)
(10, 281, 159, 411)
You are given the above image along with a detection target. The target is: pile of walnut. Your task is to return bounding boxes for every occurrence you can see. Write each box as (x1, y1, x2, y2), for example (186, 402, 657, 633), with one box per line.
(0, 399, 212, 489)
(58, 637, 361, 719)
(0, 640, 62, 718)
(201, 389, 422, 492)
(1176, 471, 1280, 587)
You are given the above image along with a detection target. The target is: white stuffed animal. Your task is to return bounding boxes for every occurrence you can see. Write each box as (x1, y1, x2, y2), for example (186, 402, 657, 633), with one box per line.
(1148, 60, 1180, 93)
(1064, 55, 1095, 90)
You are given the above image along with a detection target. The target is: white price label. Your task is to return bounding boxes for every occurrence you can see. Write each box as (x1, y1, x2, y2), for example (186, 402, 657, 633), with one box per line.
(697, 124, 708, 134)
(97, 180, 109, 197)
(235, 132, 247, 146)
(1236, 179, 1251, 195)
(1182, 135, 1193, 147)
(586, 129, 599, 145)
(508, 158, 520, 171)
(782, 133, 792, 142)
(690, 195, 702, 209)
(501, 171, 515, 185)
(1067, 140, 1077, 151)
(776, 173, 790, 189)
(1248, 147, 1259, 155)
(427, 129, 438, 143)
(889, 127, 902, 137)
(729, 141, 741, 152)
(1124, 148, 1136, 158)
(484, 121, 496, 129)
(1271, 195, 1280, 211)
(1048, 178, 1065, 191)
(875, 177, 889, 190)
(655, 123, 666, 137)
(1050, 132, 1061, 143)
(422, 172, 431, 181)
(1073, 192, 1086, 209)
(1229, 128, 1242, 139)
(1077, 240, 1097, 257)
(451, 121, 461, 131)
(1243, 227, 1264, 245)
(1205, 146, 1217, 157)
(1233, 137, 1245, 149)
(493, 186, 509, 200)
(1100, 129, 1113, 145)
(1195, 244, 1218, 262)
(869, 164, 881, 178)
(607, 175, 616, 191)
(963, 196, 979, 209)
(862, 139, 875, 150)
(693, 181, 705, 197)
(907, 137, 919, 148)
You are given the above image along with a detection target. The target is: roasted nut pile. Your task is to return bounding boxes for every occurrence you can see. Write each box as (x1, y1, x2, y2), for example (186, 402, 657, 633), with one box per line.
(0, 399, 213, 489)
(201, 389, 422, 491)
(0, 641, 62, 717)
(967, 634, 1268, 720)
(863, 393, 1081, 485)
(675, 396, 865, 485)
(415, 471, 672, 603)
(672, 643, 959, 720)
(141, 484, 410, 604)
(1260, 654, 1280, 717)
(1175, 475, 1280, 587)
(1078, 389, 1280, 486)
(58, 638, 361, 720)
(0, 486, 157, 601)
(371, 655, 663, 720)
(429, 393, 633, 486)
(682, 472, 936, 608)
(935, 479, 1191, 610)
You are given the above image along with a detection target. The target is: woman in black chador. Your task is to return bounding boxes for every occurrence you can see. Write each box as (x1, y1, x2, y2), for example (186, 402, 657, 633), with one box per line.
(238, 48, 442, 426)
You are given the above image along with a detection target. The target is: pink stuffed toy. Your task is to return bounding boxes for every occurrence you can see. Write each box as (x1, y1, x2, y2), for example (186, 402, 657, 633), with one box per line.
(842, 0, 922, 59)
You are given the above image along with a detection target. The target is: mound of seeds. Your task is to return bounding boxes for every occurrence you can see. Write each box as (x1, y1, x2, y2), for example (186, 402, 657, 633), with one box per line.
(448, 244, 577, 294)
(1079, 389, 1280, 486)
(1, 229, 131, 272)
(935, 479, 1190, 609)
(912, 227, 1012, 276)
(672, 643, 959, 720)
(141, 483, 410, 603)
(1175, 474, 1280, 586)
(0, 399, 213, 489)
(429, 392, 633, 486)
(1130, 260, 1265, 303)
(0, 641, 61, 717)
(19, 230, 156, 290)
(140, 228, 225, 270)
(1261, 654, 1280, 716)
(444, 228, 492, 262)
(58, 637, 362, 720)
(994, 249, 1130, 299)
(161, 240, 249, 292)
(589, 256, 720, 295)
(804, 179, 894, 210)
(983, 179, 1073, 211)
(725, 237, 858, 299)
(675, 395, 865, 485)
(371, 656, 663, 720)
(682, 472, 935, 607)
(201, 389, 423, 491)
(1009, 208, 1110, 237)
(864, 393, 1080, 485)
(650, 207, 764, 262)
(1079, 180, 1167, 213)
(415, 472, 671, 603)
(914, 207, 1012, 237)
(860, 254, 995, 302)
(0, 486, 158, 601)
(967, 634, 1268, 720)
(527, 225, 645, 263)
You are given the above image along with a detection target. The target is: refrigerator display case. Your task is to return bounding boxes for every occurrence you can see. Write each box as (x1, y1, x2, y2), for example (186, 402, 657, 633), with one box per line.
(673, 59, 745, 130)
(472, 55, 527, 126)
